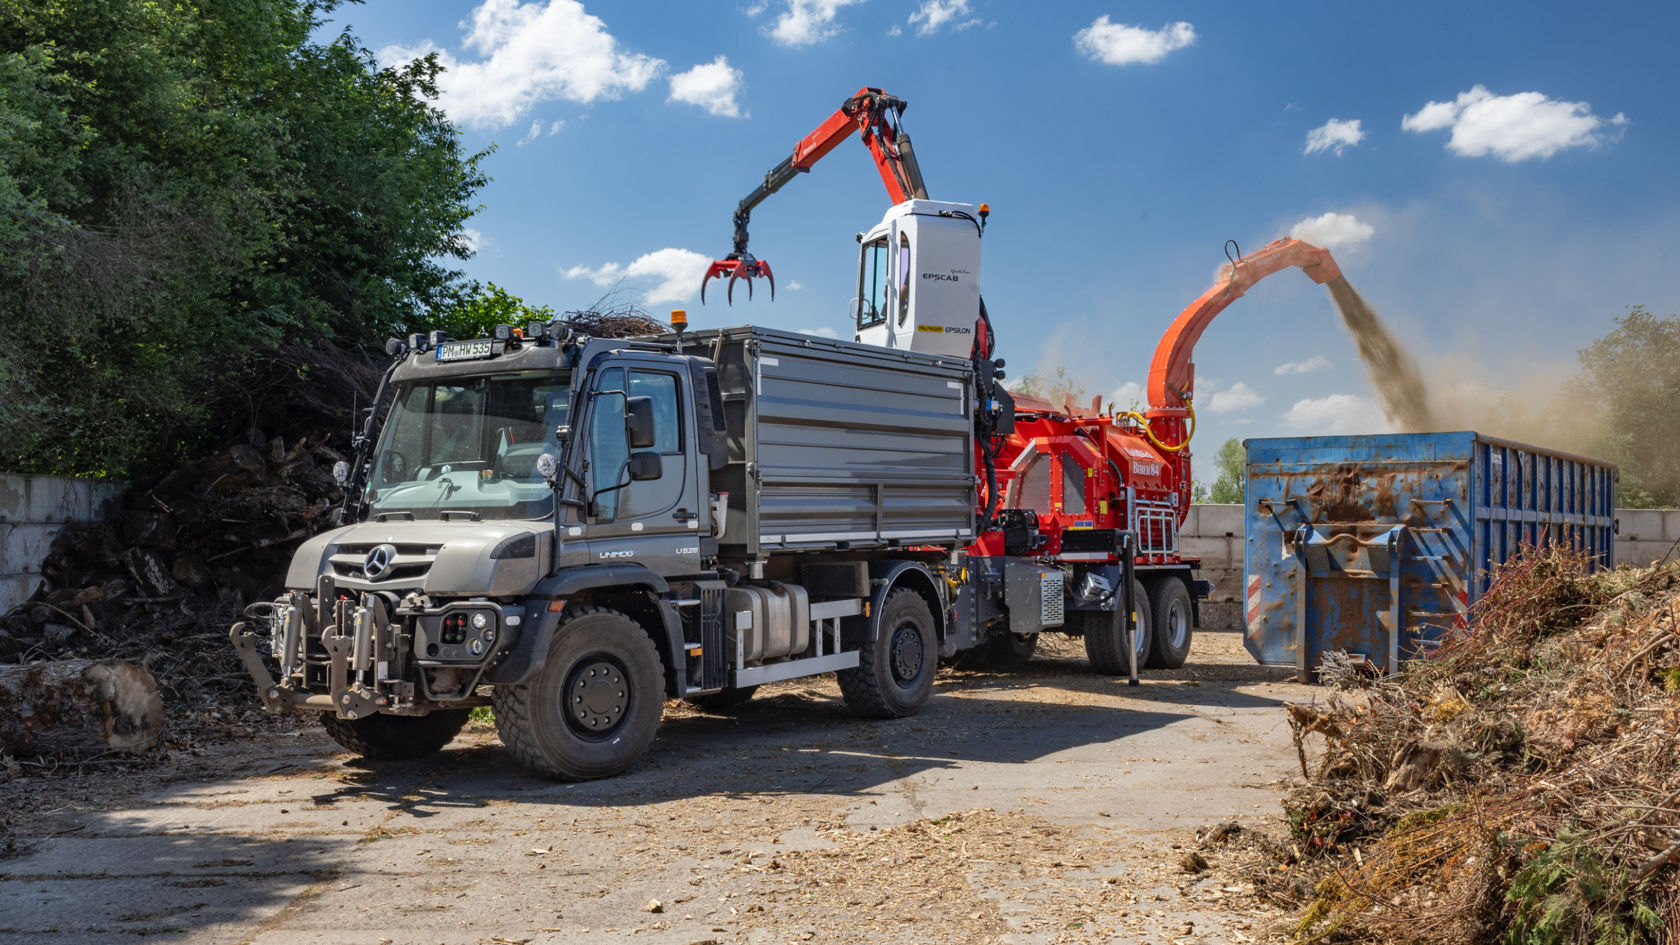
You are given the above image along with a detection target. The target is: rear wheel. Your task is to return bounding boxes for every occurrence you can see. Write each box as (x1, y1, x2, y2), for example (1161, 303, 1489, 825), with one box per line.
(1146, 577, 1194, 669)
(493, 606, 664, 781)
(1082, 579, 1152, 675)
(320, 709, 469, 761)
(985, 631, 1038, 664)
(838, 588, 937, 718)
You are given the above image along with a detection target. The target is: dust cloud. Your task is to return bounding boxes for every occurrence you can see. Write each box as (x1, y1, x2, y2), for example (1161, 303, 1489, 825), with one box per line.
(1323, 277, 1603, 455)
(1326, 277, 1437, 432)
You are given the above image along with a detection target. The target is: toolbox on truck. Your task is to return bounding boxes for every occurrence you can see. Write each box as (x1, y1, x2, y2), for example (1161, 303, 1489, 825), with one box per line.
(1241, 431, 1617, 680)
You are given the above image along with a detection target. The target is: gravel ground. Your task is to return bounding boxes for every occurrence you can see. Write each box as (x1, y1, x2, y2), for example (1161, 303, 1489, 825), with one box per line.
(0, 628, 1312, 944)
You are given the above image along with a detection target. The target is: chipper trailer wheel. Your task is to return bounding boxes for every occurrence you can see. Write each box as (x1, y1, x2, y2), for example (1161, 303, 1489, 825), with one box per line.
(320, 709, 470, 761)
(1145, 576, 1194, 670)
(492, 606, 664, 781)
(838, 588, 937, 719)
(1082, 579, 1152, 676)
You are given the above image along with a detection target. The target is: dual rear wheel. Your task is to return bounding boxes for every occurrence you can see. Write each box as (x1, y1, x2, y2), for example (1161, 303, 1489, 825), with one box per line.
(1080, 574, 1194, 674)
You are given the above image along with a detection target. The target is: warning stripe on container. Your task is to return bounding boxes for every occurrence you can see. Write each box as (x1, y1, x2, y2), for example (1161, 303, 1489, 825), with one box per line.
(1245, 574, 1263, 637)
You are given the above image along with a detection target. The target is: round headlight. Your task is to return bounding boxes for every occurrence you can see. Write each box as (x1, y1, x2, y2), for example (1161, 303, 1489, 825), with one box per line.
(471, 611, 489, 630)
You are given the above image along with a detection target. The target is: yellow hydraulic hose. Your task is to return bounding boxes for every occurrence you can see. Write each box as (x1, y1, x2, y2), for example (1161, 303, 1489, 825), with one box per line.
(1119, 400, 1195, 453)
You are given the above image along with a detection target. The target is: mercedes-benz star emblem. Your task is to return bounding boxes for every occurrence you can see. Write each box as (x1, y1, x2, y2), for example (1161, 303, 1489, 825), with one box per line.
(363, 544, 398, 580)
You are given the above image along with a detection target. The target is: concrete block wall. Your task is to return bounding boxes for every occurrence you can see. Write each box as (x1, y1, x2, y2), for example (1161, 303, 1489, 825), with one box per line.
(0, 474, 125, 613)
(1179, 505, 1245, 630)
(1180, 504, 1680, 630)
(1614, 508, 1680, 569)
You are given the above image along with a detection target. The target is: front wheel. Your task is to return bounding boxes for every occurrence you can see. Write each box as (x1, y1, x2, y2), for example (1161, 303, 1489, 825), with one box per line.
(838, 588, 937, 718)
(493, 606, 664, 781)
(320, 709, 470, 760)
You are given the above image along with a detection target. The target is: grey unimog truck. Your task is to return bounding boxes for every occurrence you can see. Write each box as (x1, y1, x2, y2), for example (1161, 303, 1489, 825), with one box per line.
(231, 321, 1060, 780)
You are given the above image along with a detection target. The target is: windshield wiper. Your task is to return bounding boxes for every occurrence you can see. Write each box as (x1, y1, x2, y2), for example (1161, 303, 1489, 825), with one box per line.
(439, 509, 482, 522)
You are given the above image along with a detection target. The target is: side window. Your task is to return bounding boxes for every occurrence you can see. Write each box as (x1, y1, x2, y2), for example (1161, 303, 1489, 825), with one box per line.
(897, 233, 912, 325)
(589, 369, 627, 521)
(858, 237, 888, 329)
(629, 371, 681, 453)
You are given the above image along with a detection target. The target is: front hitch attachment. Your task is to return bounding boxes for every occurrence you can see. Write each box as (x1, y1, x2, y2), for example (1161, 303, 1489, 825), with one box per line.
(700, 254, 775, 305)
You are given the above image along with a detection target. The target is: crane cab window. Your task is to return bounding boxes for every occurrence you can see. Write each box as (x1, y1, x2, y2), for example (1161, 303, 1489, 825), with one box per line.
(858, 237, 889, 330)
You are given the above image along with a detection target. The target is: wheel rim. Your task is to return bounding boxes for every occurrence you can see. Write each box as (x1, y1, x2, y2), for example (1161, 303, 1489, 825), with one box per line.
(1167, 598, 1190, 649)
(564, 655, 631, 740)
(1131, 609, 1148, 658)
(889, 622, 925, 685)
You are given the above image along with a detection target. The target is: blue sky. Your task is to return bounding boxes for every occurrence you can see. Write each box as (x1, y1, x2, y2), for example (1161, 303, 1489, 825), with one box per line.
(326, 0, 1680, 471)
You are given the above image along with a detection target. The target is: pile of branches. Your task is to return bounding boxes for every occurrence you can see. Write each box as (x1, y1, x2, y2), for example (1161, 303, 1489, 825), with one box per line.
(562, 306, 670, 338)
(1276, 546, 1680, 944)
(0, 343, 383, 729)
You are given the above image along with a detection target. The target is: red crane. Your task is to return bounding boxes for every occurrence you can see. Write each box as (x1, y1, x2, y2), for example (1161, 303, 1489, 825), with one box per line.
(700, 87, 929, 304)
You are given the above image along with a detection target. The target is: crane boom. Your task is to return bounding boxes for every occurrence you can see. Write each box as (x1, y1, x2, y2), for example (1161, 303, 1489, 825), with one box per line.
(701, 87, 929, 304)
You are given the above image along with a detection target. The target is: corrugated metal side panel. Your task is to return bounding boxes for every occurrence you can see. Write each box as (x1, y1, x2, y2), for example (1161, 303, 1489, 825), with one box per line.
(698, 327, 975, 557)
(1241, 432, 1616, 678)
(1471, 435, 1617, 595)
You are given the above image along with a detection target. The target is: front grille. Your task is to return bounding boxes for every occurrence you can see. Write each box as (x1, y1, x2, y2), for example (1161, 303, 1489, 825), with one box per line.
(327, 542, 439, 584)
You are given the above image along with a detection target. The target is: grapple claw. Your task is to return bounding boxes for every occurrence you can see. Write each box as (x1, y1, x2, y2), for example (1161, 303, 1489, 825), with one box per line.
(699, 255, 775, 306)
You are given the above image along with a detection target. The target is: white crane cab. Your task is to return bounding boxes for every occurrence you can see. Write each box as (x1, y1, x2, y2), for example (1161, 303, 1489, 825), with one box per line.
(853, 199, 984, 359)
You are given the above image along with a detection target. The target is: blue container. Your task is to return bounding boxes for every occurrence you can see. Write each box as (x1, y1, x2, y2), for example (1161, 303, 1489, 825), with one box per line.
(1242, 432, 1616, 680)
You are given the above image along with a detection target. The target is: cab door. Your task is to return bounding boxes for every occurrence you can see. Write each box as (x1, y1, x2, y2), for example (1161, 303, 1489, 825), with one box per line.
(581, 363, 705, 571)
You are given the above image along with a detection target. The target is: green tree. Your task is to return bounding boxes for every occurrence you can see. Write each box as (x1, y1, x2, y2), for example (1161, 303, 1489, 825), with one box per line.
(429, 282, 558, 341)
(1579, 306, 1680, 507)
(0, 0, 487, 477)
(1199, 437, 1245, 504)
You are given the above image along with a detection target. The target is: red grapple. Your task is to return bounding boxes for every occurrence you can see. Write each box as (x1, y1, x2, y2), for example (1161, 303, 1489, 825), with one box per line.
(700, 256, 775, 305)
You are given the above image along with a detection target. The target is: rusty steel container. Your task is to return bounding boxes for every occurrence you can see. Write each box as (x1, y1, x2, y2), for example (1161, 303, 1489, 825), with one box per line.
(1241, 432, 1616, 680)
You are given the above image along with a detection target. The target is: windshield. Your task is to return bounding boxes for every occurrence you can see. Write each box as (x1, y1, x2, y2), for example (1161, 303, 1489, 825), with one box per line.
(365, 371, 572, 521)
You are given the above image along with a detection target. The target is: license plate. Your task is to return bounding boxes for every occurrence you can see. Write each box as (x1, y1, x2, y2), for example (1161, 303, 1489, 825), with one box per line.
(436, 339, 494, 362)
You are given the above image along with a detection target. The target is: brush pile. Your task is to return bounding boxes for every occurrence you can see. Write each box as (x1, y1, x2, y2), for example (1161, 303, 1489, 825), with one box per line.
(1276, 546, 1680, 944)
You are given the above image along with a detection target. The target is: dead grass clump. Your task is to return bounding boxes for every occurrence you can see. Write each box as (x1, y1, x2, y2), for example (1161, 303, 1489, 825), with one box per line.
(1275, 546, 1680, 945)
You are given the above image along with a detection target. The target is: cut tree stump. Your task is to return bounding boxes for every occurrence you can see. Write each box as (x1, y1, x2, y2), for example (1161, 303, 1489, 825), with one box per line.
(0, 660, 164, 757)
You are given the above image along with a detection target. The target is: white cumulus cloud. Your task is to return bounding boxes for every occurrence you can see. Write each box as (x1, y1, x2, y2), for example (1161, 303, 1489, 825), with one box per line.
(1401, 85, 1628, 162)
(458, 227, 485, 254)
(909, 0, 974, 35)
(785, 280, 804, 291)
(1206, 381, 1263, 414)
(563, 248, 711, 306)
(1274, 355, 1330, 376)
(1289, 212, 1375, 250)
(1283, 394, 1388, 434)
(767, 0, 866, 46)
(1074, 17, 1195, 66)
(1106, 381, 1145, 411)
(377, 0, 665, 130)
(668, 56, 745, 117)
(1304, 118, 1365, 156)
(797, 326, 839, 338)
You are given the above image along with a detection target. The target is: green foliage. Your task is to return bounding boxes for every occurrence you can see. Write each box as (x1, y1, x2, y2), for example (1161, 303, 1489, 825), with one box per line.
(1504, 835, 1662, 945)
(1204, 437, 1245, 504)
(0, 0, 488, 477)
(1009, 366, 1087, 409)
(1579, 307, 1680, 507)
(425, 281, 557, 342)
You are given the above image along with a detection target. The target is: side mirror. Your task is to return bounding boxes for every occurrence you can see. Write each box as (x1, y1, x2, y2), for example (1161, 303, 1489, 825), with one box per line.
(626, 396, 656, 450)
(627, 451, 663, 482)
